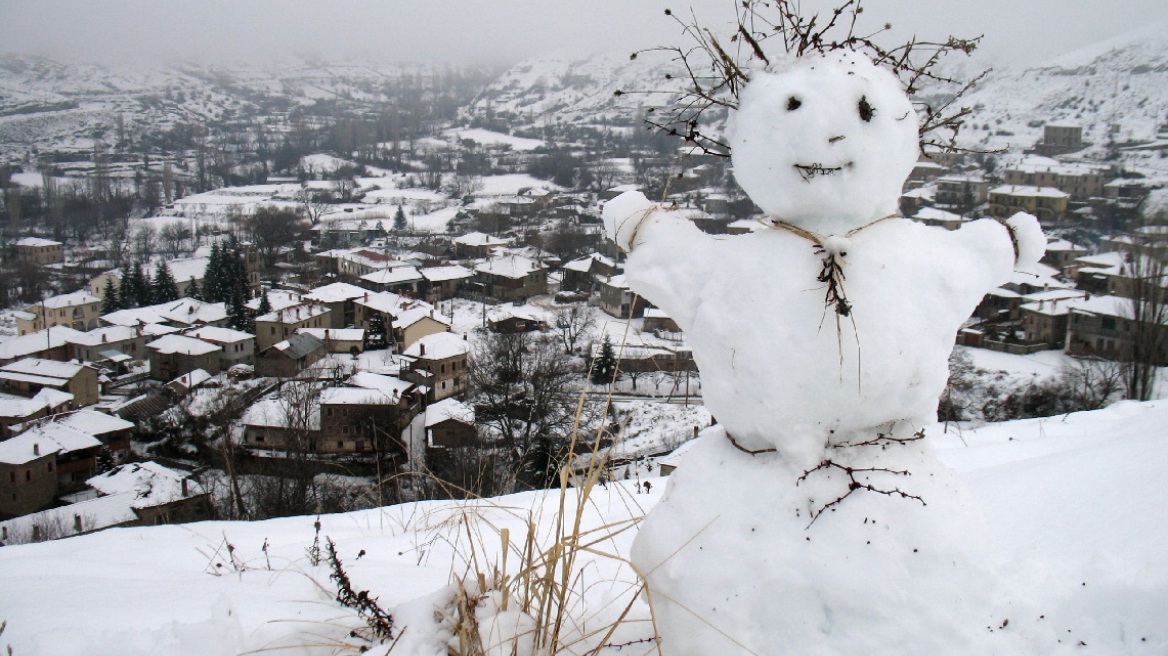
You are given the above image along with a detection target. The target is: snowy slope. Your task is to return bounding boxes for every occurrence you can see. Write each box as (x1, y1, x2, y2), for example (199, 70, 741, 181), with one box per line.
(0, 400, 1165, 655)
(959, 21, 1168, 159)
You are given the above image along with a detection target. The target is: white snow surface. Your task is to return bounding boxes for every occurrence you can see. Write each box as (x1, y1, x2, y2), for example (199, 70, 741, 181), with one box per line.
(0, 402, 1164, 654)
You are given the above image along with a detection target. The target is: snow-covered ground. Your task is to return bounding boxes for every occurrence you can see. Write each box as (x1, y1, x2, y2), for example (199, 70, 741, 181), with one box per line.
(0, 399, 1164, 655)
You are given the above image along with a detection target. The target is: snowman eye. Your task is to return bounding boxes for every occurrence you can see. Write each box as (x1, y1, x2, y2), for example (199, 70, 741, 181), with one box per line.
(786, 96, 802, 111)
(858, 95, 875, 122)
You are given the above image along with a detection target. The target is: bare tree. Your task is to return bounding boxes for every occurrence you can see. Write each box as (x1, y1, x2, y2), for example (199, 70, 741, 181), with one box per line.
(553, 304, 596, 354)
(467, 332, 596, 490)
(245, 206, 307, 268)
(446, 173, 483, 199)
(295, 186, 332, 225)
(159, 222, 191, 258)
(1119, 250, 1168, 401)
(131, 224, 157, 261)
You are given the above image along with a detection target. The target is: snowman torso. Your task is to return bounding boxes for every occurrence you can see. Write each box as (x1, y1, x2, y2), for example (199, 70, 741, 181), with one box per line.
(623, 216, 1010, 465)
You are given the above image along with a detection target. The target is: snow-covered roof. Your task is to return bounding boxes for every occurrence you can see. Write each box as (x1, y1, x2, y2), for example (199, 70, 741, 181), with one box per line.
(0, 358, 88, 382)
(1045, 238, 1087, 252)
(348, 372, 414, 398)
(246, 290, 302, 313)
(0, 387, 72, 420)
(241, 396, 321, 430)
(913, 207, 965, 223)
(318, 386, 399, 406)
(296, 328, 366, 342)
(0, 425, 101, 465)
(425, 397, 474, 428)
(88, 461, 203, 507)
(267, 333, 325, 359)
(989, 185, 1071, 199)
(361, 266, 423, 285)
(0, 491, 139, 541)
(304, 282, 370, 304)
(402, 332, 468, 360)
(354, 291, 432, 317)
(486, 305, 550, 324)
(255, 303, 330, 324)
(145, 334, 221, 356)
(475, 255, 543, 279)
(40, 290, 100, 309)
(395, 305, 451, 330)
(48, 409, 135, 436)
(186, 326, 255, 344)
(1068, 295, 1143, 321)
(0, 327, 84, 363)
(102, 299, 228, 328)
(15, 237, 62, 247)
(453, 231, 509, 247)
(420, 265, 475, 282)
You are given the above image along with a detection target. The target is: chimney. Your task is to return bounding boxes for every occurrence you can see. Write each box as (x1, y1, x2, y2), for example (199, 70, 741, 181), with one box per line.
(102, 333, 107, 343)
(419, 343, 426, 356)
(33, 443, 40, 456)
(181, 478, 189, 497)
(74, 514, 83, 533)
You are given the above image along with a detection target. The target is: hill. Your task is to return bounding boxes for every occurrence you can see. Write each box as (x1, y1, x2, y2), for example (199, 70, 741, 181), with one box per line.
(0, 399, 1164, 655)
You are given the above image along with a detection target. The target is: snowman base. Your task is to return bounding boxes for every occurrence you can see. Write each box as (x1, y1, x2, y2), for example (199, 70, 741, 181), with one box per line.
(632, 425, 1035, 655)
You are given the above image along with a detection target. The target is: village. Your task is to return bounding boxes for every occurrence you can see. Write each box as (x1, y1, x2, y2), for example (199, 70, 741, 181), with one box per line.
(1, 71, 1167, 543)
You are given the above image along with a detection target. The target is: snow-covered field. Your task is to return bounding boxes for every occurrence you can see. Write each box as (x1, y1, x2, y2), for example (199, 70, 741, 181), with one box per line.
(0, 399, 1164, 655)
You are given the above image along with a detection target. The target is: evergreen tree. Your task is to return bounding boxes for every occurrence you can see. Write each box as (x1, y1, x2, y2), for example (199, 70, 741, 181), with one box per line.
(590, 334, 618, 385)
(393, 204, 408, 231)
(118, 265, 135, 309)
(226, 287, 253, 333)
(204, 241, 224, 303)
(367, 312, 389, 349)
(130, 262, 151, 307)
(152, 261, 179, 303)
(187, 276, 202, 301)
(257, 291, 272, 315)
(101, 276, 120, 313)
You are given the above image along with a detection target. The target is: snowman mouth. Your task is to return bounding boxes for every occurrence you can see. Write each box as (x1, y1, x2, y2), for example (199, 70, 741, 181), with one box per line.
(794, 162, 853, 182)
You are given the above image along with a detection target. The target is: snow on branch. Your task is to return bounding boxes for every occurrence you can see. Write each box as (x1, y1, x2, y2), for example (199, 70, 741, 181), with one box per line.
(619, 0, 992, 157)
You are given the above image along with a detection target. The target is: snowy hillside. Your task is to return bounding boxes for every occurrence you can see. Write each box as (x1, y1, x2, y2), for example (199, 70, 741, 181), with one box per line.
(959, 21, 1168, 160)
(0, 400, 1165, 655)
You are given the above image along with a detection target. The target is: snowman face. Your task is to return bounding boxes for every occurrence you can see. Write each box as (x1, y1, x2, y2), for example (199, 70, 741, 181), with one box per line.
(729, 51, 919, 234)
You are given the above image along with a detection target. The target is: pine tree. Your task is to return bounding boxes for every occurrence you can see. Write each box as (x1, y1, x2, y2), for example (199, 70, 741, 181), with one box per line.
(130, 262, 151, 307)
(257, 291, 272, 315)
(101, 276, 121, 313)
(393, 204, 408, 231)
(204, 241, 223, 303)
(590, 334, 618, 385)
(118, 265, 135, 309)
(152, 261, 179, 303)
(367, 312, 389, 349)
(226, 287, 253, 333)
(187, 276, 202, 301)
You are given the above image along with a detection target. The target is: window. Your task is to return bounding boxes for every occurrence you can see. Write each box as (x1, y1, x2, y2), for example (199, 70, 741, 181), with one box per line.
(337, 441, 344, 448)
(25, 470, 32, 482)
(342, 426, 350, 434)
(47, 462, 53, 472)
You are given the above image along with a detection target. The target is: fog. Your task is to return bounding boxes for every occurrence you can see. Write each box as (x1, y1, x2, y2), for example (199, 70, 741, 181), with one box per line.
(2, 0, 1166, 69)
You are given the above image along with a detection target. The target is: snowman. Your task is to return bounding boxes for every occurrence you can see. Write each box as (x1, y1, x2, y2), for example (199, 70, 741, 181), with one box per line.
(605, 51, 1046, 654)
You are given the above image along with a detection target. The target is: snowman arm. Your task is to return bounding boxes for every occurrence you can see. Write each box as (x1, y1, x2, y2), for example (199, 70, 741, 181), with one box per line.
(1000, 212, 1045, 273)
(955, 212, 1046, 288)
(602, 191, 716, 322)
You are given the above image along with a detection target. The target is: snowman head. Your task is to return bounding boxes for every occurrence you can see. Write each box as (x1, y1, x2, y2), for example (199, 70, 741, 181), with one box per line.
(729, 50, 919, 235)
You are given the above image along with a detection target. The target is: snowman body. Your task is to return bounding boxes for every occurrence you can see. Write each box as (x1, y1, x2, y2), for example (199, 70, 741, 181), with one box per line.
(606, 51, 1046, 653)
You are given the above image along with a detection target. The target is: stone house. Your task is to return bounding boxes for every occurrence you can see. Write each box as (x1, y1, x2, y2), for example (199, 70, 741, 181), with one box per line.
(17, 290, 103, 334)
(304, 282, 370, 329)
(1019, 290, 1089, 349)
(933, 175, 989, 211)
(473, 256, 547, 301)
(419, 265, 474, 302)
(1066, 294, 1167, 364)
(989, 185, 1070, 223)
(145, 334, 222, 381)
(452, 231, 509, 259)
(14, 237, 64, 266)
(255, 333, 327, 378)
(401, 332, 470, 402)
(360, 266, 424, 295)
(296, 328, 367, 354)
(0, 359, 99, 409)
(599, 275, 650, 319)
(0, 426, 102, 518)
(185, 326, 256, 371)
(254, 303, 332, 351)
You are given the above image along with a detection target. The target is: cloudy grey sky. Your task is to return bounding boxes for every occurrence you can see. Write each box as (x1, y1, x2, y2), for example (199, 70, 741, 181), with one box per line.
(2, 0, 1166, 69)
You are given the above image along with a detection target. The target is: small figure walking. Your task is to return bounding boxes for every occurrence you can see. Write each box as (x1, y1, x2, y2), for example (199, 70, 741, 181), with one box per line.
(643, 481, 652, 494)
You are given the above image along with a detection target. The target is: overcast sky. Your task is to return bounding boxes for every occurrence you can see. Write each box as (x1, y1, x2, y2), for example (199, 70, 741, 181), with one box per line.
(2, 0, 1166, 70)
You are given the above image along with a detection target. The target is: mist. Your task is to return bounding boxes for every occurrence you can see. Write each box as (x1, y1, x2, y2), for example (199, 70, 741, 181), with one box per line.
(2, 0, 1166, 69)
